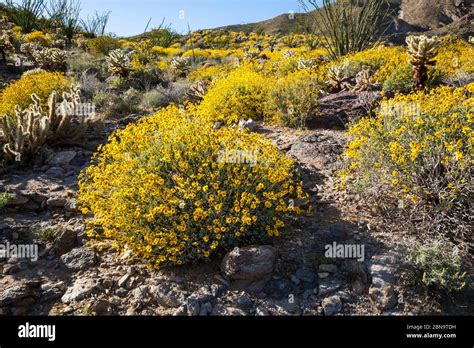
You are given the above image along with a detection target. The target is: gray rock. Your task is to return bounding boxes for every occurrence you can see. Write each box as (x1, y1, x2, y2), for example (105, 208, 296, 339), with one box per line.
(152, 283, 186, 308)
(199, 302, 213, 316)
(91, 299, 111, 315)
(368, 255, 398, 311)
(322, 295, 342, 316)
(46, 197, 68, 208)
(52, 229, 77, 257)
(221, 245, 277, 282)
(173, 305, 187, 316)
(296, 269, 317, 283)
(45, 167, 66, 177)
(48, 151, 77, 167)
(186, 299, 201, 316)
(318, 279, 343, 297)
(319, 264, 338, 273)
(60, 247, 97, 271)
(61, 278, 97, 303)
(118, 274, 131, 289)
(255, 306, 269, 316)
(238, 119, 256, 131)
(264, 279, 295, 300)
(212, 305, 247, 316)
(235, 293, 253, 310)
(0, 284, 31, 307)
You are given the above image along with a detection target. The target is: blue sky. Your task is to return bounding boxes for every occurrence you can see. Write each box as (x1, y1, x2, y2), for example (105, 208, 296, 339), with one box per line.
(80, 0, 307, 37)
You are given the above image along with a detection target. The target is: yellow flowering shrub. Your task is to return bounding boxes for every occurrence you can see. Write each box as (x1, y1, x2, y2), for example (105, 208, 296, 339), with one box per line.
(151, 46, 182, 56)
(187, 64, 233, 82)
(264, 69, 321, 129)
(182, 48, 232, 60)
(78, 105, 309, 268)
(0, 72, 71, 117)
(23, 31, 53, 47)
(196, 64, 271, 124)
(435, 38, 474, 79)
(342, 84, 473, 233)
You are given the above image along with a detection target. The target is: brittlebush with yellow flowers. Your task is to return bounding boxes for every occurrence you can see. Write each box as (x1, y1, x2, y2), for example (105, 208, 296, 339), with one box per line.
(78, 105, 309, 268)
(341, 84, 473, 235)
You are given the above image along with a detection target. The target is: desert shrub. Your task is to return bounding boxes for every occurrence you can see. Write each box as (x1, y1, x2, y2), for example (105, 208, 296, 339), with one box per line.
(341, 84, 473, 241)
(78, 73, 107, 101)
(93, 88, 141, 118)
(0, 71, 71, 117)
(187, 64, 232, 82)
(150, 45, 182, 57)
(67, 51, 107, 78)
(264, 70, 320, 129)
(343, 45, 408, 83)
(87, 35, 121, 55)
(383, 65, 414, 94)
(23, 30, 53, 47)
(78, 105, 308, 268)
(402, 240, 467, 293)
(0, 192, 14, 207)
(139, 80, 190, 111)
(128, 65, 162, 91)
(197, 64, 270, 124)
(435, 37, 474, 80)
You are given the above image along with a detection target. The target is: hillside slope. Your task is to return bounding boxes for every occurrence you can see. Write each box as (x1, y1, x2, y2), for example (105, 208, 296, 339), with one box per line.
(213, 0, 473, 39)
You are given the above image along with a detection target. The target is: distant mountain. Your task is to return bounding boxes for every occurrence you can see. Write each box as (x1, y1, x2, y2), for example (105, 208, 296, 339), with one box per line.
(212, 0, 474, 40)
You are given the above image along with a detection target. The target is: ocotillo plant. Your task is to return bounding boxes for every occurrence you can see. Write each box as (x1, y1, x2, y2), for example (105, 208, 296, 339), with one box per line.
(300, 0, 391, 60)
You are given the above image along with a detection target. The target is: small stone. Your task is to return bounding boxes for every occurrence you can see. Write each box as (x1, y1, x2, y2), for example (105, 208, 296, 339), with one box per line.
(295, 269, 317, 283)
(318, 279, 343, 297)
(318, 273, 330, 279)
(352, 280, 366, 295)
(0, 284, 31, 307)
(322, 296, 342, 316)
(46, 197, 68, 208)
(91, 299, 111, 315)
(60, 247, 97, 271)
(46, 167, 66, 177)
(118, 274, 130, 289)
(48, 151, 77, 167)
(319, 264, 338, 273)
(186, 299, 201, 316)
(152, 283, 186, 308)
(173, 305, 187, 316)
(52, 229, 77, 257)
(235, 294, 253, 310)
(291, 275, 301, 285)
(199, 302, 213, 316)
(255, 306, 269, 316)
(61, 279, 97, 304)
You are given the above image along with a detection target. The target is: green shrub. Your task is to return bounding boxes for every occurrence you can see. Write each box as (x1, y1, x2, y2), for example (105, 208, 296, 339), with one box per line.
(87, 36, 121, 55)
(383, 65, 414, 94)
(403, 240, 467, 293)
(0, 193, 14, 207)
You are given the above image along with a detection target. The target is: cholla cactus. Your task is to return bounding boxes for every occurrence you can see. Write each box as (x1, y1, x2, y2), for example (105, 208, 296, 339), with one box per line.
(20, 43, 41, 60)
(297, 58, 317, 70)
(327, 65, 350, 93)
(352, 69, 375, 92)
(1, 95, 50, 162)
(32, 48, 69, 71)
(48, 85, 90, 143)
(0, 32, 14, 62)
(170, 57, 190, 78)
(282, 49, 297, 59)
(106, 49, 132, 77)
(406, 35, 440, 88)
(187, 80, 209, 102)
(243, 49, 259, 60)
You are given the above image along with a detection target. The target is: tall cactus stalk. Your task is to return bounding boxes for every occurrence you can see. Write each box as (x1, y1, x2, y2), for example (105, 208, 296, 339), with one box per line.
(406, 35, 440, 89)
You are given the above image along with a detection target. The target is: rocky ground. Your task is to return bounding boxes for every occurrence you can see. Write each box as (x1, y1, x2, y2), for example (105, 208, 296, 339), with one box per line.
(0, 91, 470, 317)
